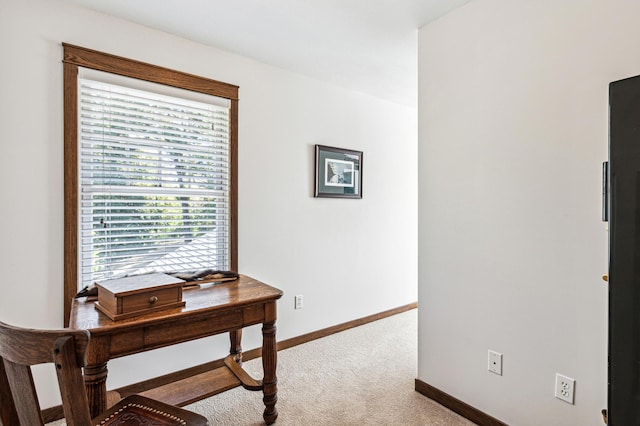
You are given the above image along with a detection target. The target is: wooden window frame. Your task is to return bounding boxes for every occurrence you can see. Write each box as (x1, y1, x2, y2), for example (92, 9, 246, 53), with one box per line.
(63, 44, 239, 325)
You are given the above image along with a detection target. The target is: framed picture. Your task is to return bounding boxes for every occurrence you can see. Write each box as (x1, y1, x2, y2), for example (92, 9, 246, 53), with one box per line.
(314, 144, 362, 198)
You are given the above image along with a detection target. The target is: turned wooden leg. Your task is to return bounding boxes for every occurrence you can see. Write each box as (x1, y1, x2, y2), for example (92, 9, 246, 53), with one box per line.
(262, 320, 278, 425)
(83, 362, 108, 417)
(230, 329, 243, 365)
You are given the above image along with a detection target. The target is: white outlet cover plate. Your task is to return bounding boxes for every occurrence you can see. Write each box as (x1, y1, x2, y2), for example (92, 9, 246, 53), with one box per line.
(488, 350, 502, 375)
(555, 373, 575, 404)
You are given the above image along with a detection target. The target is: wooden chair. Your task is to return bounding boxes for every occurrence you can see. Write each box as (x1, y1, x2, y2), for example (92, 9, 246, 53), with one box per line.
(0, 321, 208, 425)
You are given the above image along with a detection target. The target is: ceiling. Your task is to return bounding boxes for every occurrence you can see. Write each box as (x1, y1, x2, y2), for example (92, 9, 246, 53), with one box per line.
(62, 0, 471, 106)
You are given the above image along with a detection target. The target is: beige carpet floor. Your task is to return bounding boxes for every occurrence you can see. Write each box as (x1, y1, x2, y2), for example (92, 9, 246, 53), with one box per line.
(189, 309, 473, 425)
(50, 309, 475, 425)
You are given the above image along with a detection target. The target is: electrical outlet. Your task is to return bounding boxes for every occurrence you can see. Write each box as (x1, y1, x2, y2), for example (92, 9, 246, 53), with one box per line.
(488, 350, 502, 375)
(294, 294, 303, 309)
(555, 373, 575, 404)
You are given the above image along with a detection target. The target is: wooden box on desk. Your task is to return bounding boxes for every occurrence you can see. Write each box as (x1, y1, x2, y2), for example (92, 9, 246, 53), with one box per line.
(94, 273, 186, 321)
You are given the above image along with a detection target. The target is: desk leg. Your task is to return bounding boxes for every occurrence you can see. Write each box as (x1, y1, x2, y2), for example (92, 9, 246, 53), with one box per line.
(84, 362, 108, 418)
(262, 320, 278, 425)
(230, 329, 243, 365)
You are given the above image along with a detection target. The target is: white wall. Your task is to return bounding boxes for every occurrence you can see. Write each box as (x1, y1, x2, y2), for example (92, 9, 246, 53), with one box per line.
(418, 0, 640, 424)
(0, 0, 417, 408)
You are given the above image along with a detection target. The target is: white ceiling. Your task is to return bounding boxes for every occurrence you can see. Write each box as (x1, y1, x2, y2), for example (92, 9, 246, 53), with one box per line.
(62, 0, 471, 106)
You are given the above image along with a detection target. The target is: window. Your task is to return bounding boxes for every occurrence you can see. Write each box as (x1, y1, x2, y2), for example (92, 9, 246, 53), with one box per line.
(78, 72, 231, 286)
(63, 44, 238, 324)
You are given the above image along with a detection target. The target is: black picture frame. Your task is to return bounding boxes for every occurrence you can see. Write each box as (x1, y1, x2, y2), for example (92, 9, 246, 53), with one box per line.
(314, 144, 362, 198)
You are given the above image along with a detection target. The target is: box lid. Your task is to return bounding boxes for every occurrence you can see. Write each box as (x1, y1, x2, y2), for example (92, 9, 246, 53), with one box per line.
(95, 273, 185, 297)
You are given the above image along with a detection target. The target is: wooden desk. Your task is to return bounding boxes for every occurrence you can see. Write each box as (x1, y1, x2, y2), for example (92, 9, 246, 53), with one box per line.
(69, 275, 283, 424)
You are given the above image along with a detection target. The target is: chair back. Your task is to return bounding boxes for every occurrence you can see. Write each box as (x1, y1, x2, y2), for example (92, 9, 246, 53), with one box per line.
(0, 321, 92, 425)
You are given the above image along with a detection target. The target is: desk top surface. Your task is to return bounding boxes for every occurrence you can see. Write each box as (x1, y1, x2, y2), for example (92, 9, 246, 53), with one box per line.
(69, 275, 283, 333)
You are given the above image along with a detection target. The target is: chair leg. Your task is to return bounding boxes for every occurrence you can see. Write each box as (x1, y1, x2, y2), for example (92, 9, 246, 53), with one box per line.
(0, 360, 20, 426)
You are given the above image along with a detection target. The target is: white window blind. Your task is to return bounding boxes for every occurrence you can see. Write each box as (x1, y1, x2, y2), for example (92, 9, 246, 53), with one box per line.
(78, 72, 230, 288)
